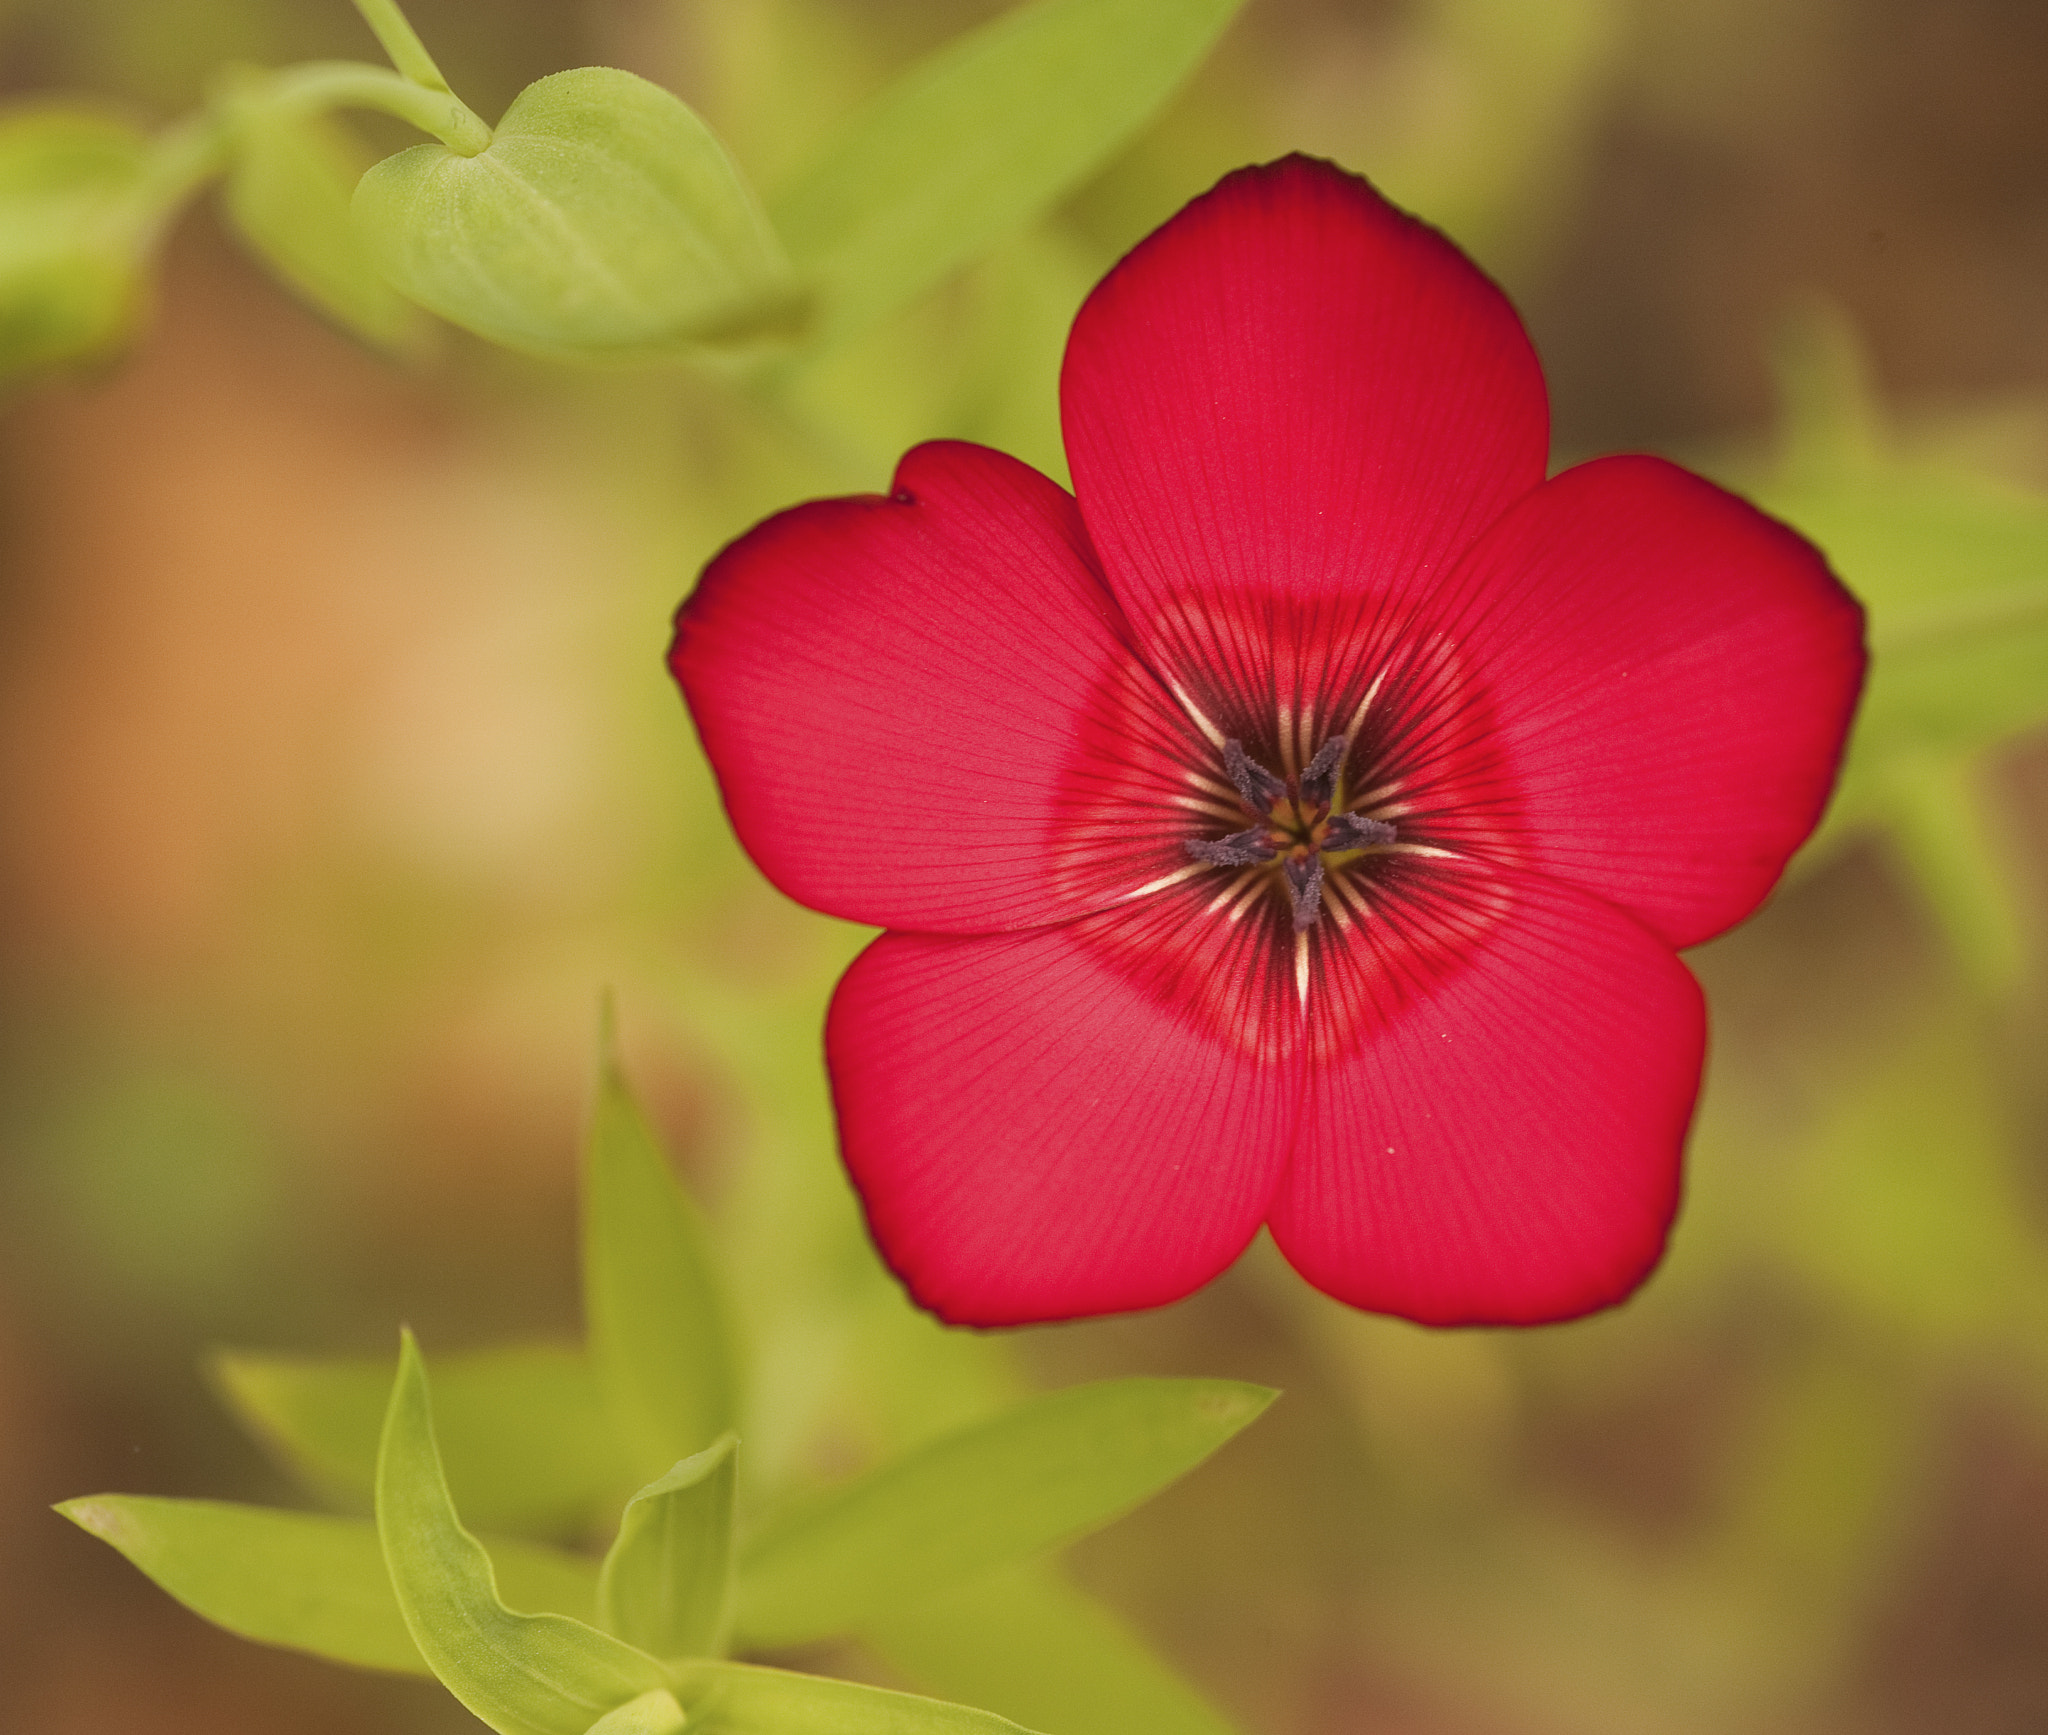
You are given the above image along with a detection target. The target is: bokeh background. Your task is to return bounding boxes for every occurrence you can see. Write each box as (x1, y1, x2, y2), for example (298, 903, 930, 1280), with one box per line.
(4, 1, 2047, 1731)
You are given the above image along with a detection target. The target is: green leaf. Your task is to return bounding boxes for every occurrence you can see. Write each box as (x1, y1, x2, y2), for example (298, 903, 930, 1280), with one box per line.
(863, 1561, 1239, 1735)
(352, 67, 799, 361)
(213, 1340, 627, 1536)
(769, 0, 1243, 351)
(734, 1378, 1275, 1646)
(59, 1495, 424, 1673)
(597, 1435, 737, 1662)
(54, 1495, 599, 1676)
(217, 74, 426, 354)
(377, 1330, 672, 1735)
(587, 1688, 689, 1735)
(0, 103, 154, 376)
(674, 1659, 1040, 1735)
(583, 1026, 741, 1485)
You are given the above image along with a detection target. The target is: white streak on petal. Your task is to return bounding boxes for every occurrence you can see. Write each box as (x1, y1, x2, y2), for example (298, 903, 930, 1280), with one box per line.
(1123, 863, 1206, 900)
(1344, 668, 1389, 739)
(1347, 778, 1405, 809)
(1167, 680, 1227, 748)
(1172, 793, 1249, 822)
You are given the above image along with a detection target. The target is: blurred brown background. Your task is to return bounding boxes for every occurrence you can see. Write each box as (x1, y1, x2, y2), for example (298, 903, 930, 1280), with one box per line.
(3, 2, 2047, 1731)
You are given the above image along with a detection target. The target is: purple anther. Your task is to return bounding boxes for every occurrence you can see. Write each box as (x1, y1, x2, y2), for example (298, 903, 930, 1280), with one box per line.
(1299, 734, 1347, 804)
(1284, 853, 1326, 930)
(1325, 811, 1397, 850)
(1185, 826, 1277, 868)
(1221, 738, 1288, 812)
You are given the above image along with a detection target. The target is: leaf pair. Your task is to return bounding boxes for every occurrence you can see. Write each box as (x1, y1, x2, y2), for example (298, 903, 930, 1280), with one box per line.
(378, 1331, 698, 1735)
(345, 0, 1242, 366)
(352, 67, 799, 364)
(0, 0, 1246, 378)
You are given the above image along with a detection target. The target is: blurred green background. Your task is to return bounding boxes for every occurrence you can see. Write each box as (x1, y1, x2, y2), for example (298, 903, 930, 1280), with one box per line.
(2, 1, 2046, 1731)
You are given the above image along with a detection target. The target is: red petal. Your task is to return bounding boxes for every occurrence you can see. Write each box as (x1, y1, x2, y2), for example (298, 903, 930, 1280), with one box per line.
(1409, 455, 1867, 948)
(828, 920, 1299, 1325)
(672, 441, 1183, 932)
(1269, 863, 1702, 1326)
(1060, 156, 1549, 730)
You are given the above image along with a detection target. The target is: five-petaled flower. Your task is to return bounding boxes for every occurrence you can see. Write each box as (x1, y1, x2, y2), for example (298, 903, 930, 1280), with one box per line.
(670, 156, 1865, 1329)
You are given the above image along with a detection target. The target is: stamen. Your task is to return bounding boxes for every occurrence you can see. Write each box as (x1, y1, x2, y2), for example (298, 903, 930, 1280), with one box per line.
(1185, 826, 1277, 868)
(1298, 734, 1346, 804)
(1325, 811, 1397, 850)
(1283, 853, 1325, 931)
(1221, 739, 1288, 812)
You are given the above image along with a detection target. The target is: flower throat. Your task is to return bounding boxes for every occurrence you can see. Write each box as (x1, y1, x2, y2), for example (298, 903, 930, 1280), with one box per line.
(1185, 734, 1397, 931)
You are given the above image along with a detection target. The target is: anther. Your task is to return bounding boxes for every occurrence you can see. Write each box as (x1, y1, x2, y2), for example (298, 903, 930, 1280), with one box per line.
(1185, 826, 1277, 868)
(1221, 738, 1288, 812)
(1283, 854, 1325, 931)
(1299, 734, 1346, 804)
(1325, 811, 1397, 850)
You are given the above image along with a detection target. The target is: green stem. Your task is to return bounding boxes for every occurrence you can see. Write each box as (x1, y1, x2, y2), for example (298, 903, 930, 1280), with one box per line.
(350, 0, 453, 93)
(253, 61, 491, 155)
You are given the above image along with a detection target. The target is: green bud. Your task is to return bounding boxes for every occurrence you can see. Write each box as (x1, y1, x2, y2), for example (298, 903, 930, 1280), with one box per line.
(0, 105, 154, 379)
(352, 67, 802, 363)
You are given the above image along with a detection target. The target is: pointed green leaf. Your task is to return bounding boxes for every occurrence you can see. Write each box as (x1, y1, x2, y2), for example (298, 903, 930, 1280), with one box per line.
(587, 1688, 689, 1735)
(217, 76, 426, 354)
(59, 1495, 425, 1672)
(734, 1378, 1275, 1646)
(55, 1495, 599, 1675)
(597, 1435, 737, 1661)
(213, 1340, 627, 1535)
(674, 1660, 1040, 1735)
(770, 0, 1244, 351)
(377, 1330, 672, 1735)
(352, 67, 799, 361)
(862, 1561, 1239, 1735)
(583, 1033, 741, 1485)
(0, 104, 154, 377)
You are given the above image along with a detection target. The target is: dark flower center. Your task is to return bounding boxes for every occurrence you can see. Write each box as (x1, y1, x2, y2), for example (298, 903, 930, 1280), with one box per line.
(1184, 734, 1397, 931)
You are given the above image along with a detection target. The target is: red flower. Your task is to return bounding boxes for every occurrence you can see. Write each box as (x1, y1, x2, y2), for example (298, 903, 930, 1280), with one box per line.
(670, 157, 1864, 1328)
